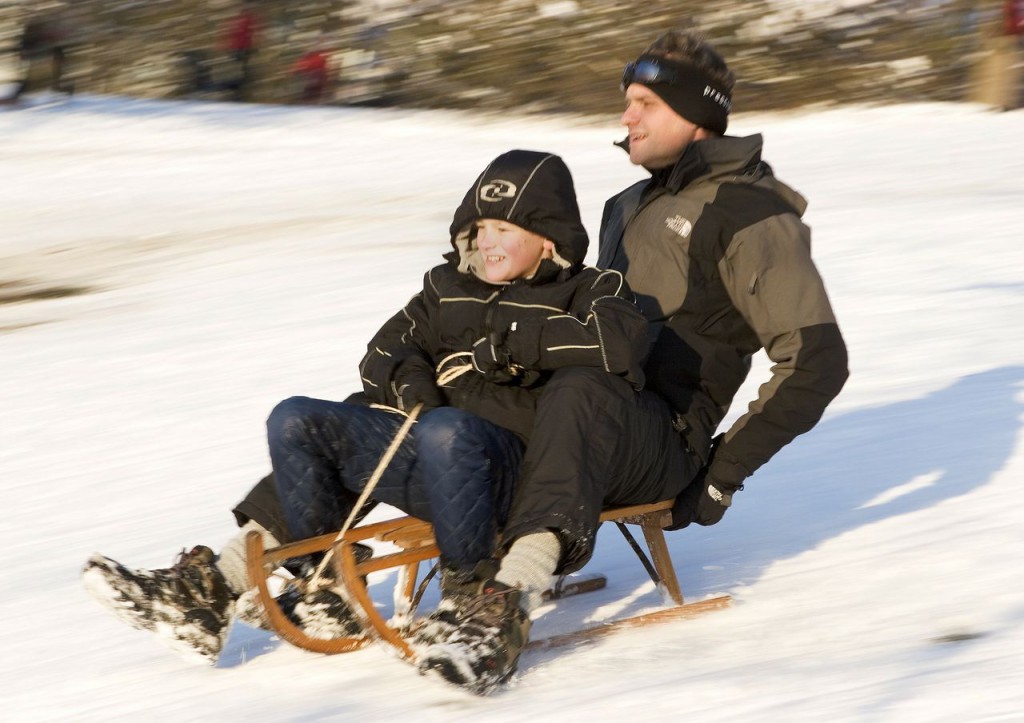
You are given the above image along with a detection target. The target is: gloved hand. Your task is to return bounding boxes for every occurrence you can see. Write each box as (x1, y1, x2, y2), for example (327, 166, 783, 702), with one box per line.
(395, 372, 444, 413)
(472, 331, 522, 384)
(691, 474, 743, 526)
(666, 440, 747, 530)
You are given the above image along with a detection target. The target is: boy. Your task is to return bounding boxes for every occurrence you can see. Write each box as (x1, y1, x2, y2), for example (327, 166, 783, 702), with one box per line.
(82, 150, 648, 674)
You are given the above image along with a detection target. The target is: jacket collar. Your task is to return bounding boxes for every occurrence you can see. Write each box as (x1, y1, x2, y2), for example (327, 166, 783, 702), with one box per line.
(655, 134, 765, 193)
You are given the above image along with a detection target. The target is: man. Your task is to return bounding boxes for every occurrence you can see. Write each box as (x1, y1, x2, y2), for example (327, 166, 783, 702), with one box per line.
(415, 29, 848, 692)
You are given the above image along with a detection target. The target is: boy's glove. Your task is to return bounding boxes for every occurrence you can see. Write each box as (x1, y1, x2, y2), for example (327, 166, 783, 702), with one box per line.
(472, 332, 522, 384)
(396, 376, 444, 412)
(394, 369, 444, 413)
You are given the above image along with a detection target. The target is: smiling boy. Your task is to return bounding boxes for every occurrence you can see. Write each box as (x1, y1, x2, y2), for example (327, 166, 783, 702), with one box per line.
(82, 149, 649, 668)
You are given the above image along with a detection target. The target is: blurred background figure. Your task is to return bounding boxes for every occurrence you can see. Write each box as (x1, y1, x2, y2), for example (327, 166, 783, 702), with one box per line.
(223, 0, 260, 101)
(177, 49, 244, 100)
(970, 0, 1024, 111)
(2, 10, 72, 105)
(1006, 0, 1024, 46)
(291, 37, 331, 104)
(1005, 0, 1024, 109)
(996, 0, 1024, 108)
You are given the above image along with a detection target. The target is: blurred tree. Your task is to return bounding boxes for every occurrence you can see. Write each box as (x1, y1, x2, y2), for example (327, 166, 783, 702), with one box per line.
(0, 0, 1001, 110)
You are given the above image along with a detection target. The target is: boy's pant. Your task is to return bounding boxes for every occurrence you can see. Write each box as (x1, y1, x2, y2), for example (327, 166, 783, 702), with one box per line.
(235, 369, 701, 577)
(262, 397, 522, 567)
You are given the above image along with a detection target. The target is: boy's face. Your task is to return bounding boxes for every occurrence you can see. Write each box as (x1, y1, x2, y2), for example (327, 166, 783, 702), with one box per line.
(474, 219, 554, 283)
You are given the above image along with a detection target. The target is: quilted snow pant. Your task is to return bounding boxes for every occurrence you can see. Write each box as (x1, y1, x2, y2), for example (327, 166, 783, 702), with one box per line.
(264, 396, 523, 567)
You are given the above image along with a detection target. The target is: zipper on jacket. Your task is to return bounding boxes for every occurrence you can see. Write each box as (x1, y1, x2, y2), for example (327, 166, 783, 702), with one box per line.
(484, 283, 511, 336)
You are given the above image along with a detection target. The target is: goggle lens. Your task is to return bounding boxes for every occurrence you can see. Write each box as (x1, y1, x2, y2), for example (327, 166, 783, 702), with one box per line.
(621, 59, 677, 90)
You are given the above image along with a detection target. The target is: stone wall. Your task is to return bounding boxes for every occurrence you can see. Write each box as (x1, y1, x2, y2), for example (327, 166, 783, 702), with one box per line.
(0, 0, 1006, 113)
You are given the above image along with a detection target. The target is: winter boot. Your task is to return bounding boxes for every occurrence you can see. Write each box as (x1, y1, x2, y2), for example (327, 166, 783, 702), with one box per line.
(416, 567, 532, 695)
(234, 544, 372, 640)
(82, 546, 237, 664)
(412, 559, 497, 648)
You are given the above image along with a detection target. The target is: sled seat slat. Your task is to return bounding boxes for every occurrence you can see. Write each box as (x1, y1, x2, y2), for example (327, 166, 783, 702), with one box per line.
(323, 500, 680, 603)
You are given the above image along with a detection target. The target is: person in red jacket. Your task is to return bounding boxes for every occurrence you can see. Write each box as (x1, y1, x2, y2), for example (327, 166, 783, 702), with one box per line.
(1005, 0, 1024, 43)
(291, 47, 330, 104)
(223, 1, 259, 100)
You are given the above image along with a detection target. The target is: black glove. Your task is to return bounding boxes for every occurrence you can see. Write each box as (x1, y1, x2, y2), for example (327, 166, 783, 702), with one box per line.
(394, 372, 444, 413)
(472, 332, 522, 384)
(692, 474, 743, 526)
(666, 440, 747, 530)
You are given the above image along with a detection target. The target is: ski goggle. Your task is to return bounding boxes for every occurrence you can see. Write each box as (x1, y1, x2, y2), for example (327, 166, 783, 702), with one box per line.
(621, 57, 678, 91)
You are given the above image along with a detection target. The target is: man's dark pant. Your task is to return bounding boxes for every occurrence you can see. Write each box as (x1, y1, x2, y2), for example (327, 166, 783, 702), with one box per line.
(501, 368, 699, 574)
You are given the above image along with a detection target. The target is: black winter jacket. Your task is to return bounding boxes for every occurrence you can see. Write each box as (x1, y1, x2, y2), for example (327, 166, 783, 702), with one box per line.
(361, 150, 648, 440)
(599, 134, 848, 489)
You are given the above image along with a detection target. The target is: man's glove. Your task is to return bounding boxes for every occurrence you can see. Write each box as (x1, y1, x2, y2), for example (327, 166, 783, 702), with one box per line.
(666, 440, 747, 530)
(692, 474, 743, 526)
(472, 332, 522, 384)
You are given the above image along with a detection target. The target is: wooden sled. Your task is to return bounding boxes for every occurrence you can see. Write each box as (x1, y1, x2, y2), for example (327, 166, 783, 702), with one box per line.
(245, 499, 731, 659)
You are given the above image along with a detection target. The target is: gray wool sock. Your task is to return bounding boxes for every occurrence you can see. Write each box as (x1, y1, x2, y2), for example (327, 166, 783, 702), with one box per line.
(216, 520, 280, 595)
(495, 530, 561, 613)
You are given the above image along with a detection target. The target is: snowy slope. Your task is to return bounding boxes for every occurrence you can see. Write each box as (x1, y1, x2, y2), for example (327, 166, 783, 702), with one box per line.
(2, 95, 1023, 722)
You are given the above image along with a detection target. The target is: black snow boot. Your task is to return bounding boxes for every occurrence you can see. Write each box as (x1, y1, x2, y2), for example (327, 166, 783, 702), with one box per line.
(82, 546, 237, 663)
(416, 564, 532, 695)
(412, 559, 497, 649)
(234, 544, 373, 640)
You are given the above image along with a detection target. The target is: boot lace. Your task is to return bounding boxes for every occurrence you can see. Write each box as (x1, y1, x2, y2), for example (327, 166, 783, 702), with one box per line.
(458, 583, 519, 631)
(167, 546, 222, 607)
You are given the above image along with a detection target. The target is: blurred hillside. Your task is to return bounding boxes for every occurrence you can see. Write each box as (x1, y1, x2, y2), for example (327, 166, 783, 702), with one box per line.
(0, 0, 1009, 113)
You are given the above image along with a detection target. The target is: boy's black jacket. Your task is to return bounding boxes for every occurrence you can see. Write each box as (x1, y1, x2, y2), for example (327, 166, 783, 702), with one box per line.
(359, 150, 648, 440)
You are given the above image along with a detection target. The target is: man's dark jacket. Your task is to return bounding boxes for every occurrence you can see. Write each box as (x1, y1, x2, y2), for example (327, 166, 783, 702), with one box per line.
(599, 134, 848, 493)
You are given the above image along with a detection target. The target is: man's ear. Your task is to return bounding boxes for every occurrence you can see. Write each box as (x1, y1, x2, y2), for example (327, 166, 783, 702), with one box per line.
(542, 240, 555, 258)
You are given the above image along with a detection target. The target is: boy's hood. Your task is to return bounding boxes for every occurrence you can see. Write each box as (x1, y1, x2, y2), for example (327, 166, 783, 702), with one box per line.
(449, 150, 589, 278)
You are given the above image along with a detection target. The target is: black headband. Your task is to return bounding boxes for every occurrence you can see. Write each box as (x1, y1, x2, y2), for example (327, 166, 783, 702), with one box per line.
(622, 54, 732, 135)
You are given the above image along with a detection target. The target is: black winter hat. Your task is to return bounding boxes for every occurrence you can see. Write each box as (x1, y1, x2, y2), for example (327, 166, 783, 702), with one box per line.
(449, 150, 589, 267)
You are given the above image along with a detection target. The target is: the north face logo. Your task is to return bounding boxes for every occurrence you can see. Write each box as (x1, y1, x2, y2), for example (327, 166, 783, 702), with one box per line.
(665, 215, 692, 237)
(480, 180, 517, 202)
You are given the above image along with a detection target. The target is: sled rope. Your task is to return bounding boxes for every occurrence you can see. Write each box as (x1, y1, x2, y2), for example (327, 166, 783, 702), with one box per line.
(308, 402, 423, 586)
(435, 351, 474, 386)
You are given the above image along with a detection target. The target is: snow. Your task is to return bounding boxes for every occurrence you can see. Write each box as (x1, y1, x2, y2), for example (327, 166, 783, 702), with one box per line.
(2, 94, 1023, 722)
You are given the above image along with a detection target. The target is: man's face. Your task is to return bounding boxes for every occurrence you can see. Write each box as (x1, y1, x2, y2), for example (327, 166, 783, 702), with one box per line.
(621, 84, 705, 170)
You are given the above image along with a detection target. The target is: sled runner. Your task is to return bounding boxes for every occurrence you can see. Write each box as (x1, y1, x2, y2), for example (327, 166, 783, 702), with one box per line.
(245, 499, 731, 658)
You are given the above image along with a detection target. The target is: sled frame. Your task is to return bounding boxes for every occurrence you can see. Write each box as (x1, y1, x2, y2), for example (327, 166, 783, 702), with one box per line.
(245, 499, 730, 658)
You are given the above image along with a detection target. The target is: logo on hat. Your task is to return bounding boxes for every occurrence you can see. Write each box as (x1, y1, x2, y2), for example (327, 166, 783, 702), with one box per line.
(702, 85, 732, 112)
(480, 180, 517, 202)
